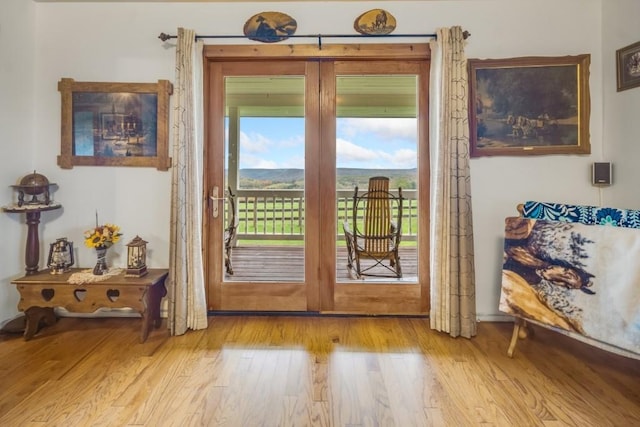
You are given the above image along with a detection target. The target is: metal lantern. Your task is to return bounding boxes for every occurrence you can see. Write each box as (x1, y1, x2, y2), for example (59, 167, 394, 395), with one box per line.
(126, 235, 148, 277)
(47, 237, 74, 274)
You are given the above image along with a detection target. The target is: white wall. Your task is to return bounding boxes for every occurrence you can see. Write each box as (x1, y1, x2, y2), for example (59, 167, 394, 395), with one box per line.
(602, 0, 640, 209)
(2, 0, 619, 323)
(455, 0, 604, 320)
(0, 0, 36, 325)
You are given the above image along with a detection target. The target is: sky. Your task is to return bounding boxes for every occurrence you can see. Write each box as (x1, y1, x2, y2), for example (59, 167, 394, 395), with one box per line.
(235, 117, 418, 170)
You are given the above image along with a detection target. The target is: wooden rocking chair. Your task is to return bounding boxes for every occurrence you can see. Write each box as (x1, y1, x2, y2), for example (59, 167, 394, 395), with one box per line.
(224, 187, 238, 275)
(343, 176, 403, 279)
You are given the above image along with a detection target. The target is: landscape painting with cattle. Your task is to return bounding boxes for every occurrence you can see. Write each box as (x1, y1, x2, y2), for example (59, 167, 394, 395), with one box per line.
(468, 55, 591, 157)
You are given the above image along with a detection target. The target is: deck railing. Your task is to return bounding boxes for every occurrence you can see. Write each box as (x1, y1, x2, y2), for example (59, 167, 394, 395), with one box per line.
(229, 189, 418, 242)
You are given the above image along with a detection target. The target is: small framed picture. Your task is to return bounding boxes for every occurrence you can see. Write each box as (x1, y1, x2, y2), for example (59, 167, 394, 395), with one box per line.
(57, 79, 173, 170)
(616, 41, 640, 92)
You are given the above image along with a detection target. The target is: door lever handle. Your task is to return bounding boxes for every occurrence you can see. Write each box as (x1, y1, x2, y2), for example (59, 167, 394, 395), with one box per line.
(209, 186, 226, 218)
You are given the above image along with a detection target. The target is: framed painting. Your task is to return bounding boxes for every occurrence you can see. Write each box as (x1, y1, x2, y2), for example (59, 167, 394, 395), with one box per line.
(616, 40, 640, 92)
(468, 55, 591, 157)
(57, 78, 173, 170)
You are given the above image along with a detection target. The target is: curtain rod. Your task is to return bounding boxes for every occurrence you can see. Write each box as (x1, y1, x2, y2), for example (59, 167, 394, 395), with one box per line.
(158, 31, 470, 49)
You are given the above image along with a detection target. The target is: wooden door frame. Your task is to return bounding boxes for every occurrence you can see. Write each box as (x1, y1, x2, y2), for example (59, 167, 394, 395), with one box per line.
(204, 60, 313, 312)
(203, 43, 431, 314)
(326, 59, 431, 314)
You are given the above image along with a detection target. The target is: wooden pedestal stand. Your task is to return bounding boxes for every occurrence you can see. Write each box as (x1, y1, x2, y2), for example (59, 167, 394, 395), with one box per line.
(3, 203, 62, 275)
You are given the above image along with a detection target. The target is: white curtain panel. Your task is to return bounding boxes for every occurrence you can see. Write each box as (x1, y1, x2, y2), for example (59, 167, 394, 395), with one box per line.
(429, 26, 477, 338)
(168, 28, 208, 335)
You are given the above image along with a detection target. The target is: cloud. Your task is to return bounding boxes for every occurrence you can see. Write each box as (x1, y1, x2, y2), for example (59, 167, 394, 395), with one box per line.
(336, 138, 378, 162)
(339, 118, 417, 141)
(276, 133, 305, 149)
(280, 155, 305, 168)
(239, 131, 304, 168)
(239, 130, 272, 153)
(240, 153, 279, 169)
(236, 119, 417, 169)
(336, 138, 417, 169)
(389, 148, 417, 168)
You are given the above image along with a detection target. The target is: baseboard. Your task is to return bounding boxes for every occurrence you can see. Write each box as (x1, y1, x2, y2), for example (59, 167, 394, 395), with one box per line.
(477, 314, 513, 322)
(55, 308, 141, 318)
(51, 310, 513, 322)
(54, 302, 169, 318)
(0, 314, 27, 334)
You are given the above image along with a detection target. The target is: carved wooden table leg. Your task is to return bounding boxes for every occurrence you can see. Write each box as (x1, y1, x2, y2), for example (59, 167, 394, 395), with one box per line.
(140, 289, 151, 344)
(23, 307, 57, 340)
(139, 276, 167, 343)
(151, 279, 168, 329)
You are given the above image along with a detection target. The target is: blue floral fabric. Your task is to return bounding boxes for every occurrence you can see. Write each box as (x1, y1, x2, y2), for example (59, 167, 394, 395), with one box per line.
(522, 201, 640, 229)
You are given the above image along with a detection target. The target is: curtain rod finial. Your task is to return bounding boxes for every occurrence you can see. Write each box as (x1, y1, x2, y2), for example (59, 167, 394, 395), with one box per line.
(158, 33, 172, 42)
(463, 30, 471, 40)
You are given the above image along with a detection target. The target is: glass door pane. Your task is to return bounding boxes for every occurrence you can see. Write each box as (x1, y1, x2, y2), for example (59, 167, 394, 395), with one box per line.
(224, 76, 306, 283)
(323, 58, 429, 315)
(335, 75, 419, 284)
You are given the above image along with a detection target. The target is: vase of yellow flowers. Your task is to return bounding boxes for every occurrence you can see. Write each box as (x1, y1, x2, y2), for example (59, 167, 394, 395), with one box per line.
(84, 222, 122, 275)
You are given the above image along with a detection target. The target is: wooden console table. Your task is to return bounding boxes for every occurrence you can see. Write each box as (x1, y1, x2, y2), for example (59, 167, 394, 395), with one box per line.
(11, 268, 168, 342)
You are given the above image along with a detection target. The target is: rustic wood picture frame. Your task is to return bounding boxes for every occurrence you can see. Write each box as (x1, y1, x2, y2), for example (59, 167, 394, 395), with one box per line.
(468, 55, 591, 157)
(57, 78, 173, 170)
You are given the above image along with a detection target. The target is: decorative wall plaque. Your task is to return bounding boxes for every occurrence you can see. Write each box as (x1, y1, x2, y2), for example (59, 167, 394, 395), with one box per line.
(354, 9, 397, 35)
(243, 11, 297, 43)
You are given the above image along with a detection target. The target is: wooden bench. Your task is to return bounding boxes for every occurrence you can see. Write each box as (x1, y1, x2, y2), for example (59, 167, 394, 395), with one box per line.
(11, 268, 168, 342)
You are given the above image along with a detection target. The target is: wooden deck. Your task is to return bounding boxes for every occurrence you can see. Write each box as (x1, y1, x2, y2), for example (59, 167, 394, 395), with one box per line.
(226, 245, 418, 282)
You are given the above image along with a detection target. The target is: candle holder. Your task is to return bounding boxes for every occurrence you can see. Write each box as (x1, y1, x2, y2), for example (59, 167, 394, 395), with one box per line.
(126, 235, 148, 277)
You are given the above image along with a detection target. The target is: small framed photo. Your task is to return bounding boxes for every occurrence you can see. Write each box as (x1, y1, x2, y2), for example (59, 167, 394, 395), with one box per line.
(57, 78, 173, 170)
(616, 41, 640, 92)
(468, 55, 591, 157)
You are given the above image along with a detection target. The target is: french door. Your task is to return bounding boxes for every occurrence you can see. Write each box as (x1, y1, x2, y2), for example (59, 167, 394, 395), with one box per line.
(204, 44, 430, 314)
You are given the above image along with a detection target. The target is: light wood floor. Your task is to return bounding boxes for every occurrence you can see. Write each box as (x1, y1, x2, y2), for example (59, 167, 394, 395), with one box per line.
(1, 316, 639, 426)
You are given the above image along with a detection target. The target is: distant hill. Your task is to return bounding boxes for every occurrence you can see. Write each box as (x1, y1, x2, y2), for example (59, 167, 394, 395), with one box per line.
(239, 168, 417, 190)
(241, 168, 304, 181)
